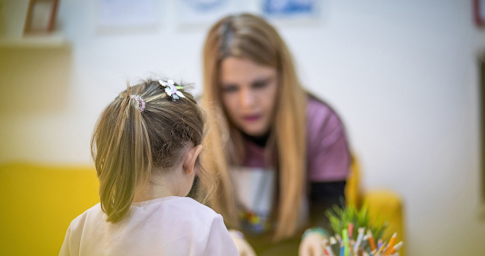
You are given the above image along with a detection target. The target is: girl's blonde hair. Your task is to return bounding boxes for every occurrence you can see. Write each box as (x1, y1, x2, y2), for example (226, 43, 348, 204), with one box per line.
(91, 79, 213, 223)
(201, 13, 307, 241)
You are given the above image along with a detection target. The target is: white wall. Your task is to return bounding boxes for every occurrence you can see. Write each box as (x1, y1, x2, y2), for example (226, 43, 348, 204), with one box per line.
(1, 0, 484, 255)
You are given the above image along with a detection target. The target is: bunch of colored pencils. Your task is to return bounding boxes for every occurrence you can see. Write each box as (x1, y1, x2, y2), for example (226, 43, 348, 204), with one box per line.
(321, 225, 403, 256)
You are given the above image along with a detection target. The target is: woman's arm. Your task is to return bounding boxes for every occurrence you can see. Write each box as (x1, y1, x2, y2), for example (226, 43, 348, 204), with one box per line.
(309, 181, 347, 230)
(299, 97, 350, 256)
(300, 182, 346, 256)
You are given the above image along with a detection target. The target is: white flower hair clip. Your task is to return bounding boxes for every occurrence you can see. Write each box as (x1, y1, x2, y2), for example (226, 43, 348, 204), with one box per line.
(158, 79, 186, 101)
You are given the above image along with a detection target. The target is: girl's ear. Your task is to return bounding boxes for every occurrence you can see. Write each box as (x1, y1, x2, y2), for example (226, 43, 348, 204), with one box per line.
(182, 144, 203, 175)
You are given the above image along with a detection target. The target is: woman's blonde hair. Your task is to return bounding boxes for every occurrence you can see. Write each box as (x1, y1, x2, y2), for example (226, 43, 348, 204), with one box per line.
(202, 14, 307, 240)
(91, 79, 213, 223)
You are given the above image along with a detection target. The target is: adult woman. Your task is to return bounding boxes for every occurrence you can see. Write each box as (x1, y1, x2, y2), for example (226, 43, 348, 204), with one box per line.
(200, 14, 351, 256)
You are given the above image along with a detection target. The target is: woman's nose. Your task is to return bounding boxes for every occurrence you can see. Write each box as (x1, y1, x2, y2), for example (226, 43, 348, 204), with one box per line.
(239, 88, 255, 108)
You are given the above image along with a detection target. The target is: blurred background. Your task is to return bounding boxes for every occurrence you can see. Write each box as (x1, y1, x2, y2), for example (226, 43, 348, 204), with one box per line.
(1, 0, 485, 255)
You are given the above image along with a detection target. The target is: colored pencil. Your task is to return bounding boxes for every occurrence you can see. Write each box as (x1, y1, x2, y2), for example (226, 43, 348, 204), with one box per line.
(360, 235, 368, 250)
(348, 223, 354, 238)
(366, 230, 377, 251)
(336, 234, 342, 244)
(354, 227, 365, 252)
(384, 233, 397, 255)
(343, 229, 349, 256)
(388, 241, 403, 255)
(377, 239, 383, 251)
(323, 239, 336, 256)
(331, 236, 340, 254)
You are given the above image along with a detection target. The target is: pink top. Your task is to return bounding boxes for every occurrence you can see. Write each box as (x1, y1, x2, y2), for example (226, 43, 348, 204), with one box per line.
(243, 95, 350, 181)
(59, 196, 239, 256)
(234, 95, 350, 234)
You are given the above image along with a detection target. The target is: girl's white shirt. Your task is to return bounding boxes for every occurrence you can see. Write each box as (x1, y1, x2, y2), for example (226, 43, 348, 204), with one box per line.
(59, 196, 239, 256)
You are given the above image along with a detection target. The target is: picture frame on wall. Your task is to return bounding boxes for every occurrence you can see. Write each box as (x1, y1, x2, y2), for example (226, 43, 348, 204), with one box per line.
(474, 0, 485, 27)
(480, 53, 485, 216)
(23, 0, 59, 34)
(96, 0, 158, 34)
(175, 0, 242, 27)
(262, 0, 317, 18)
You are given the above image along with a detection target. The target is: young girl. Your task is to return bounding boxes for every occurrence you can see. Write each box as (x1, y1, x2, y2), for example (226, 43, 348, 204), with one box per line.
(59, 79, 238, 256)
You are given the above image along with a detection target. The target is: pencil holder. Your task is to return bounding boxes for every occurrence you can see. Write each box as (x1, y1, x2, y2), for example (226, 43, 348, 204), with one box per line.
(321, 204, 404, 256)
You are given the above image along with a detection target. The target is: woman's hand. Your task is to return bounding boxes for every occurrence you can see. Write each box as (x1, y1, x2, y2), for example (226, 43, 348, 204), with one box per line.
(228, 230, 257, 256)
(299, 232, 326, 256)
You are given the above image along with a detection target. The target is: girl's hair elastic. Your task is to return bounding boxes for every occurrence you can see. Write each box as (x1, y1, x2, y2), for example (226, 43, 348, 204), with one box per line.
(130, 95, 146, 112)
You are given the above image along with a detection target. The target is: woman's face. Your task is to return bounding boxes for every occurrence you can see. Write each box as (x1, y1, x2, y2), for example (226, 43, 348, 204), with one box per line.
(220, 57, 278, 137)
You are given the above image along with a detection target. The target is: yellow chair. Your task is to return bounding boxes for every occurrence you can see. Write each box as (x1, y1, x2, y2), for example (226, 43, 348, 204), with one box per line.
(345, 157, 405, 256)
(0, 163, 99, 256)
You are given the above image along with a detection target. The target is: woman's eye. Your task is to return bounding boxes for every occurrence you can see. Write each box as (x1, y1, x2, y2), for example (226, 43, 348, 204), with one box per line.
(223, 85, 239, 93)
(252, 80, 269, 89)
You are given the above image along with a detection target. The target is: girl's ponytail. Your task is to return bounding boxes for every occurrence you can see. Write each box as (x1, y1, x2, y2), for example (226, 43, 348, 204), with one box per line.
(91, 84, 152, 223)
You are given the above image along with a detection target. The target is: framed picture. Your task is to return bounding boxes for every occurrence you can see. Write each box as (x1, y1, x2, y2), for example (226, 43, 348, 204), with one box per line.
(96, 0, 158, 34)
(23, 0, 59, 34)
(175, 0, 242, 27)
(480, 53, 485, 212)
(262, 0, 317, 18)
(474, 0, 485, 27)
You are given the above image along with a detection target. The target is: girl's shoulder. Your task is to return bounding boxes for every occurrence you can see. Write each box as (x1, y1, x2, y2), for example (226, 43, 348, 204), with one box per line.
(63, 203, 104, 241)
(69, 203, 103, 226)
